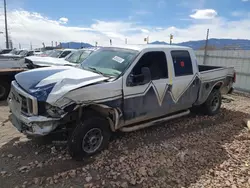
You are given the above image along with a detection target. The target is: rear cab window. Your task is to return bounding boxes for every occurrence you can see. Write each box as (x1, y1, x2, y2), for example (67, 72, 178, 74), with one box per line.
(171, 50, 193, 77)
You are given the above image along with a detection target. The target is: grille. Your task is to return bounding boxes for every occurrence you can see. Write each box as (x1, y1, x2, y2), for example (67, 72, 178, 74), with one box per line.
(19, 93, 34, 115)
(11, 81, 38, 116)
(20, 94, 28, 113)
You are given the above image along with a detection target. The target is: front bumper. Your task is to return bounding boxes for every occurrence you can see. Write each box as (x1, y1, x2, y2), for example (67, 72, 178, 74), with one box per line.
(8, 96, 60, 136)
(9, 113, 60, 136)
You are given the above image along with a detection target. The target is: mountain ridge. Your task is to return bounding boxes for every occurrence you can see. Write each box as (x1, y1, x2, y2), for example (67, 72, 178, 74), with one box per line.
(59, 39, 250, 50)
(151, 38, 250, 50)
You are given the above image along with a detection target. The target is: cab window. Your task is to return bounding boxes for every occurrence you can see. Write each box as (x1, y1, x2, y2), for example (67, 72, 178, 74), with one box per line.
(171, 50, 193, 77)
(132, 51, 168, 82)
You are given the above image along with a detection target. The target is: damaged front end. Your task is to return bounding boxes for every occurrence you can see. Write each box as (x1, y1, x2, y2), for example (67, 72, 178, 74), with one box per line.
(8, 113, 60, 136)
(7, 65, 120, 137)
(7, 81, 65, 136)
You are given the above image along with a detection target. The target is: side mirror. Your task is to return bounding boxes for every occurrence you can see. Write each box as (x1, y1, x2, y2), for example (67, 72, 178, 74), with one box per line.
(127, 67, 151, 86)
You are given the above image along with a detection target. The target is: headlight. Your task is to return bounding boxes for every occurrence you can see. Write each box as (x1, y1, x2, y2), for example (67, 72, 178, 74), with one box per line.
(29, 83, 56, 102)
(45, 103, 65, 118)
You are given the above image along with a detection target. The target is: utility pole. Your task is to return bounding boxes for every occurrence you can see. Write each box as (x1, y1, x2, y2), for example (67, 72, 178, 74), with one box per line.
(30, 42, 32, 50)
(125, 38, 127, 44)
(19, 43, 21, 49)
(203, 29, 209, 65)
(170, 34, 173, 45)
(4, 0, 9, 49)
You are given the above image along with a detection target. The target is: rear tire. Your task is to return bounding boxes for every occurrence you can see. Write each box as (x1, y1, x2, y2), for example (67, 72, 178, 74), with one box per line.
(0, 81, 10, 101)
(202, 89, 222, 116)
(68, 115, 111, 161)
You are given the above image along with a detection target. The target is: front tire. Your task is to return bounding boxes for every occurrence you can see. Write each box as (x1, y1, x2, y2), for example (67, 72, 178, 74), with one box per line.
(68, 115, 111, 161)
(202, 89, 222, 116)
(0, 81, 10, 101)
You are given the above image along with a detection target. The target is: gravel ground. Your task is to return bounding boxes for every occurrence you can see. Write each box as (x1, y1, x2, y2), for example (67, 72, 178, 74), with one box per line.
(0, 93, 250, 188)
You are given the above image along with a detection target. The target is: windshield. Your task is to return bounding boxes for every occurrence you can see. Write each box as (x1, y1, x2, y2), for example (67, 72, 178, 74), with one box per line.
(42, 50, 52, 55)
(19, 50, 28, 56)
(16, 50, 25, 55)
(81, 48, 138, 77)
(49, 50, 62, 58)
(66, 50, 92, 64)
(9, 49, 19, 54)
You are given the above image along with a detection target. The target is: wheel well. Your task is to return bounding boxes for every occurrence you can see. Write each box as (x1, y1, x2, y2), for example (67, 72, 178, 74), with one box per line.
(81, 105, 117, 132)
(0, 75, 13, 83)
(213, 82, 223, 90)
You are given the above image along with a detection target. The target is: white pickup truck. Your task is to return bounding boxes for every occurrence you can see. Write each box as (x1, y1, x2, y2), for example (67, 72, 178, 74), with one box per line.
(7, 45, 235, 160)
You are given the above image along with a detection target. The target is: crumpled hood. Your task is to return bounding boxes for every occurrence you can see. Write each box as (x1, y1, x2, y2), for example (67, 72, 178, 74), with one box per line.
(26, 56, 75, 67)
(15, 66, 109, 103)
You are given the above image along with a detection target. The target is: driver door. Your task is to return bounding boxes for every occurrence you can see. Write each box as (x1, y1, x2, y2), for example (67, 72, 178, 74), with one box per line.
(122, 50, 170, 125)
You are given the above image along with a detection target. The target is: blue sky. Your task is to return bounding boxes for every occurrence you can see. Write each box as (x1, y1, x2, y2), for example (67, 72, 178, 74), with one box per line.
(15, 0, 250, 26)
(1, 0, 250, 48)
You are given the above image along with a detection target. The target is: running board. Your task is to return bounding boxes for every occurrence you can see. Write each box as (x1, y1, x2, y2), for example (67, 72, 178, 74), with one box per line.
(120, 110, 190, 132)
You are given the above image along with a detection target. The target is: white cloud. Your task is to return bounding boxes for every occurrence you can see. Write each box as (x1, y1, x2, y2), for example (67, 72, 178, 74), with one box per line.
(242, 0, 249, 2)
(59, 17, 68, 24)
(190, 9, 218, 19)
(1, 9, 250, 49)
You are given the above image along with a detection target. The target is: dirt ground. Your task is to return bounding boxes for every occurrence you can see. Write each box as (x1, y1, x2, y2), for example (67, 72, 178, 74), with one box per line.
(0, 93, 250, 188)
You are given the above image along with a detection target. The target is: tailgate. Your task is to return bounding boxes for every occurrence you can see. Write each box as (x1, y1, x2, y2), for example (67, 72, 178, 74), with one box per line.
(200, 67, 234, 82)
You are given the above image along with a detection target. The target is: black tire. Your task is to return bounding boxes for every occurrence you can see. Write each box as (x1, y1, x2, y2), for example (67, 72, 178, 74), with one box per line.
(202, 89, 222, 116)
(68, 115, 111, 161)
(0, 81, 10, 101)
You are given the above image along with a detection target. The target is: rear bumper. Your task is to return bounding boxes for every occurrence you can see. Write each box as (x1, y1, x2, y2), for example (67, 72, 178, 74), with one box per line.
(9, 113, 60, 136)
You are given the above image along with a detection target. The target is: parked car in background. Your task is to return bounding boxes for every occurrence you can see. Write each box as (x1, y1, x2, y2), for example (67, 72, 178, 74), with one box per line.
(38, 50, 53, 57)
(0, 49, 26, 58)
(28, 50, 43, 56)
(7, 44, 236, 160)
(49, 49, 76, 58)
(0, 49, 12, 55)
(24, 48, 97, 68)
(0, 49, 36, 59)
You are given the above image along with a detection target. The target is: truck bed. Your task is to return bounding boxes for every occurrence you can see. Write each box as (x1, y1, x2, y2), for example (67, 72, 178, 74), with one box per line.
(198, 65, 234, 82)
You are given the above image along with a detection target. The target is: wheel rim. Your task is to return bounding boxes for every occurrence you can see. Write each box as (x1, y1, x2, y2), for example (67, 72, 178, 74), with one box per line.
(0, 85, 6, 98)
(210, 95, 220, 112)
(82, 128, 103, 154)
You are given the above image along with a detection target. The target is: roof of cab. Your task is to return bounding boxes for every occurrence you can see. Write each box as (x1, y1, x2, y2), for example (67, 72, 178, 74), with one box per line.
(102, 44, 191, 51)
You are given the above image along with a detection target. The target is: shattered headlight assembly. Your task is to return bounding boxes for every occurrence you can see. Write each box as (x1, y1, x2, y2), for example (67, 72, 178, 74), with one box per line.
(45, 103, 65, 118)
